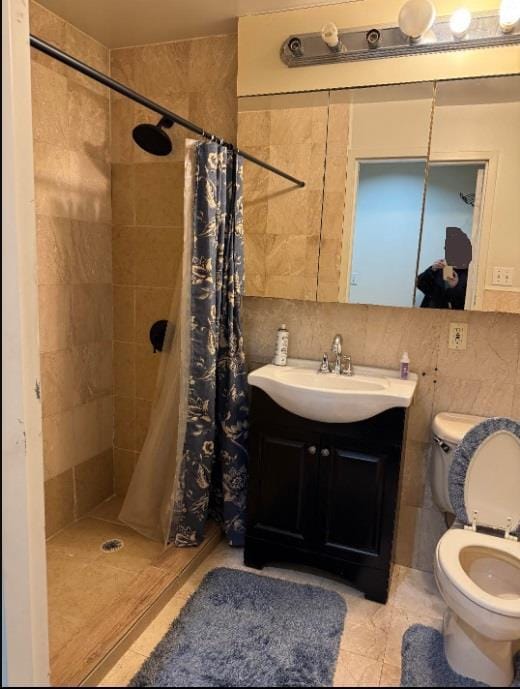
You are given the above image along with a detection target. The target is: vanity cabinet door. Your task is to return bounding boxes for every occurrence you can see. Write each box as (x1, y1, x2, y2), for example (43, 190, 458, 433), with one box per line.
(247, 425, 321, 547)
(317, 436, 398, 569)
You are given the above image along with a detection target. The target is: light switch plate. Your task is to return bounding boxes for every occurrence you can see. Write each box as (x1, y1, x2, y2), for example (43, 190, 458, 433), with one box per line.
(492, 266, 514, 286)
(449, 322, 467, 350)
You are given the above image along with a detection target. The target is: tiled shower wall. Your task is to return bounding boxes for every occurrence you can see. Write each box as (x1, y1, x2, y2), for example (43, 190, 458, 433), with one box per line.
(109, 35, 238, 495)
(242, 298, 520, 572)
(30, 2, 113, 536)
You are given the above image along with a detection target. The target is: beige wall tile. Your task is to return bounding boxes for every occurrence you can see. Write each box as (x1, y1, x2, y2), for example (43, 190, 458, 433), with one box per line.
(188, 35, 237, 93)
(243, 201, 269, 244)
(29, 1, 67, 71)
(68, 81, 109, 158)
(38, 285, 73, 353)
(114, 449, 137, 497)
(238, 111, 271, 147)
(399, 441, 430, 508)
(41, 349, 81, 417)
(134, 227, 182, 288)
(113, 226, 136, 285)
(113, 285, 135, 342)
(76, 341, 113, 404)
(43, 409, 76, 481)
(109, 47, 137, 93)
(36, 215, 74, 285)
(110, 99, 137, 164)
(33, 142, 71, 218)
(45, 469, 74, 537)
(114, 396, 136, 451)
(74, 449, 114, 517)
(111, 164, 135, 225)
(68, 150, 111, 223)
(433, 375, 515, 418)
(395, 504, 446, 572)
(73, 398, 113, 464)
(436, 312, 519, 383)
(134, 163, 184, 226)
(512, 386, 520, 421)
(135, 399, 152, 452)
(70, 221, 112, 284)
(114, 341, 136, 398)
(135, 345, 160, 401)
(406, 377, 435, 444)
(64, 22, 108, 96)
(31, 61, 68, 147)
(71, 284, 113, 345)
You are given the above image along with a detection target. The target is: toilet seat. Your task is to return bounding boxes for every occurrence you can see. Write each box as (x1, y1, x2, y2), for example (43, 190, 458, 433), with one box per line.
(436, 528, 520, 618)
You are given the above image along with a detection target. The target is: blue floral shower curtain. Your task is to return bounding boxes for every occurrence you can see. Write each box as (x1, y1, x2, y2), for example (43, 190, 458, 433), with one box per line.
(171, 142, 249, 547)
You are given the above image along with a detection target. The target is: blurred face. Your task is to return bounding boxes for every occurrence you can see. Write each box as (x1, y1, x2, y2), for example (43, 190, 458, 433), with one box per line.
(445, 227, 472, 269)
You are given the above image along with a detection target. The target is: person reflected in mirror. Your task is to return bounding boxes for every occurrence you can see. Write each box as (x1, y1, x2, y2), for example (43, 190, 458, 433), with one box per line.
(416, 227, 472, 310)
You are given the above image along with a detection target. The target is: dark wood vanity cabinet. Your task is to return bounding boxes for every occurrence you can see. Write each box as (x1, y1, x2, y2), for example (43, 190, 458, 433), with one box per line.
(244, 388, 407, 603)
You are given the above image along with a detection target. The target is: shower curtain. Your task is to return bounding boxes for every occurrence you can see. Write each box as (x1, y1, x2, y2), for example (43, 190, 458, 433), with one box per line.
(120, 140, 248, 547)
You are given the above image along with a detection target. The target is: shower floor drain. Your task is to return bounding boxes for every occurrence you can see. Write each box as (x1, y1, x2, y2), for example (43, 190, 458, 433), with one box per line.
(101, 538, 124, 553)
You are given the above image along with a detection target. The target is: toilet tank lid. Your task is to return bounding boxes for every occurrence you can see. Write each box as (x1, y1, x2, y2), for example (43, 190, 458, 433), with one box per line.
(433, 412, 488, 445)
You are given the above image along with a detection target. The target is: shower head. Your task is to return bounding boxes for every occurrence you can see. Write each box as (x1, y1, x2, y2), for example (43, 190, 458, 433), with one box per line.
(132, 116, 174, 156)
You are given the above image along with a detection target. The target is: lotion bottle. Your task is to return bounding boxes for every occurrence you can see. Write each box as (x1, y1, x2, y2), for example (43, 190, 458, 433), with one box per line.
(273, 324, 289, 366)
(400, 351, 410, 380)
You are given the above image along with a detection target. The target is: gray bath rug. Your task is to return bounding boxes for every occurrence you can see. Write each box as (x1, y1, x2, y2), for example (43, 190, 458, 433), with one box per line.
(401, 624, 520, 687)
(129, 567, 346, 687)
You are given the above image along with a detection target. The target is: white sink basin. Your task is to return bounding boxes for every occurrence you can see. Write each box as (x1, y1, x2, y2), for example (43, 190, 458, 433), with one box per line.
(248, 358, 417, 423)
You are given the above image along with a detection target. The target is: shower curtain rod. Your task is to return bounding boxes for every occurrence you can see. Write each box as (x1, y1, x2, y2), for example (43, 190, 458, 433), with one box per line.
(29, 34, 306, 188)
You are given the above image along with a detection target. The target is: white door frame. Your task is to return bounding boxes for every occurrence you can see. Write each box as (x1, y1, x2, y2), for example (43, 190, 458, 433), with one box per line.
(339, 147, 428, 303)
(2, 0, 50, 685)
(339, 148, 498, 311)
(428, 150, 499, 312)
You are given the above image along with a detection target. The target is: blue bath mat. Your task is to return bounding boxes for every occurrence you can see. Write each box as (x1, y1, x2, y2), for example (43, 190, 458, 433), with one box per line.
(129, 567, 346, 687)
(401, 625, 520, 687)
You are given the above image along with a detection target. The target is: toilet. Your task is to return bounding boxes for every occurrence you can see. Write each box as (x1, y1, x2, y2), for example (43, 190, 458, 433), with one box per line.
(431, 416, 520, 686)
(431, 412, 488, 515)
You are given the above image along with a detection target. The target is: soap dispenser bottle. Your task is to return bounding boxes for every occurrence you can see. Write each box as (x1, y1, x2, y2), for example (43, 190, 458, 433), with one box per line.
(273, 324, 289, 366)
(400, 351, 410, 380)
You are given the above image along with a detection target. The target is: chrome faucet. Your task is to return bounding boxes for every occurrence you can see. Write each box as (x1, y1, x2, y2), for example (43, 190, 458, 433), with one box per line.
(331, 334, 343, 374)
(318, 334, 354, 376)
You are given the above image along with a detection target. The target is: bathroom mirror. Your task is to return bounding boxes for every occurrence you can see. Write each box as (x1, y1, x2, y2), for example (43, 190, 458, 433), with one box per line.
(238, 91, 330, 301)
(238, 75, 520, 314)
(331, 82, 435, 308)
(415, 75, 520, 313)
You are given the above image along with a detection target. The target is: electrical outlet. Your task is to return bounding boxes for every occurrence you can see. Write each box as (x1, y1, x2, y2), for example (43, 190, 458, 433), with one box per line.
(492, 266, 514, 286)
(449, 322, 467, 350)
(350, 272, 359, 286)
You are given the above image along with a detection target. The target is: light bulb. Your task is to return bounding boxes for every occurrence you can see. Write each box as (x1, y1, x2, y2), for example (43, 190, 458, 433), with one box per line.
(449, 8, 472, 38)
(499, 0, 520, 33)
(321, 22, 339, 48)
(398, 0, 436, 40)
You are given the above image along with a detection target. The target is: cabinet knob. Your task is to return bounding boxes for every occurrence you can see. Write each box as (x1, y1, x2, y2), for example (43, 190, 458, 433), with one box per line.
(308, 445, 317, 455)
(320, 448, 330, 457)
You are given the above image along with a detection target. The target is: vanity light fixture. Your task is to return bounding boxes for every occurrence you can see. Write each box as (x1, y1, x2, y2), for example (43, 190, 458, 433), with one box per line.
(450, 8, 472, 39)
(280, 7, 520, 67)
(499, 0, 520, 32)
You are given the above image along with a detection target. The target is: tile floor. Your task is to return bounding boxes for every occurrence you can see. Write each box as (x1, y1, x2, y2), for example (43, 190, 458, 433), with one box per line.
(46, 496, 165, 663)
(98, 542, 447, 687)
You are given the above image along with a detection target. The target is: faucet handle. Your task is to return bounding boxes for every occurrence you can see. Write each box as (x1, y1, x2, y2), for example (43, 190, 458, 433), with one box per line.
(318, 353, 331, 373)
(331, 334, 343, 354)
(341, 354, 353, 376)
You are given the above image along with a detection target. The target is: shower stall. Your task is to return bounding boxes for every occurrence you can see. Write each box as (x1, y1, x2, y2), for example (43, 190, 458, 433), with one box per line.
(29, 2, 300, 683)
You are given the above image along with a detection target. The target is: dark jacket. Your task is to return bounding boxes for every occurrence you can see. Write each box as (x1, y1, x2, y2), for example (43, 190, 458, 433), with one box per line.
(416, 267, 468, 310)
